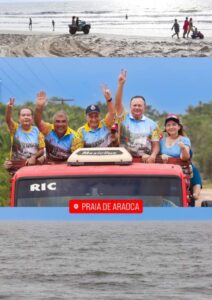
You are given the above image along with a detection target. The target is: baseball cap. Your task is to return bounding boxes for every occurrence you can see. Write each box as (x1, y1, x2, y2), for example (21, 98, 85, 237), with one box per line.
(86, 104, 100, 115)
(165, 113, 181, 125)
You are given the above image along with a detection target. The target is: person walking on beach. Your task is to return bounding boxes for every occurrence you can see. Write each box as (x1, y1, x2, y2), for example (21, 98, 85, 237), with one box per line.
(29, 17, 32, 31)
(52, 19, 55, 31)
(183, 17, 189, 38)
(187, 18, 194, 38)
(171, 19, 180, 39)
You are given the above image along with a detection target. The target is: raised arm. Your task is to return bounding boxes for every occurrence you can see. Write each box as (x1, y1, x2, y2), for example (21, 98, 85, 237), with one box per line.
(115, 69, 127, 117)
(102, 85, 115, 126)
(34, 91, 47, 132)
(5, 98, 16, 131)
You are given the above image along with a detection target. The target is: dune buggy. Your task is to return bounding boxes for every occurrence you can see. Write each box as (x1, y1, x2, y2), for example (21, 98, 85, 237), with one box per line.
(68, 20, 91, 35)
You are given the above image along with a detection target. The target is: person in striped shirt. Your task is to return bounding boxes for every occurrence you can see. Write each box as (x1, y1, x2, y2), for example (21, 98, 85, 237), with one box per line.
(77, 85, 115, 148)
(35, 91, 82, 162)
(4, 98, 45, 174)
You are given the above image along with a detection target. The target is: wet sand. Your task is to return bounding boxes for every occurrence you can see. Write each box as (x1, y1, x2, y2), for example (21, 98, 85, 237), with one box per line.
(0, 31, 212, 57)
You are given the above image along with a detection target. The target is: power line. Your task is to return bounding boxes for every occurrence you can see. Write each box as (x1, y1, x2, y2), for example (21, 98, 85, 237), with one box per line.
(0, 64, 28, 98)
(0, 76, 16, 99)
(1, 59, 38, 96)
(38, 58, 68, 93)
(21, 58, 46, 88)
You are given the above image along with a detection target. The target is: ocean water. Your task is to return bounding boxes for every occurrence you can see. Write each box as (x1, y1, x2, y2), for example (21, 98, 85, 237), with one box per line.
(0, 0, 212, 37)
(0, 221, 212, 299)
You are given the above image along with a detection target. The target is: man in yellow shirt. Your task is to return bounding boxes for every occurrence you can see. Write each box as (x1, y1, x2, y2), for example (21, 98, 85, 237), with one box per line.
(4, 98, 45, 174)
(35, 91, 82, 162)
(77, 85, 115, 147)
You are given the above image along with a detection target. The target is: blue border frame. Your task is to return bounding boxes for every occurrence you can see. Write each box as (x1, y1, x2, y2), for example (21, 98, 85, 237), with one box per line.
(0, 208, 212, 221)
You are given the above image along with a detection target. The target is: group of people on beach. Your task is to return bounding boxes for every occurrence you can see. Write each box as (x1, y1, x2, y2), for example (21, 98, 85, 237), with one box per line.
(28, 18, 55, 31)
(28, 15, 82, 32)
(171, 17, 204, 40)
(4, 70, 202, 204)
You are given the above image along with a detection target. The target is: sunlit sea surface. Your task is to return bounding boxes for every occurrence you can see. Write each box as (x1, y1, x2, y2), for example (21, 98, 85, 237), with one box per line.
(0, 0, 212, 37)
(0, 221, 212, 299)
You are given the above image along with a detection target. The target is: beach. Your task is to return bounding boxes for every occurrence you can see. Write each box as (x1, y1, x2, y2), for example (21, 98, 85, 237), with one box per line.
(0, 0, 212, 57)
(0, 31, 212, 57)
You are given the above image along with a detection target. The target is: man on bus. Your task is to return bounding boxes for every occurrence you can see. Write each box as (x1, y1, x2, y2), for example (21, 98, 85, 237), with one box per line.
(34, 91, 82, 163)
(4, 98, 44, 174)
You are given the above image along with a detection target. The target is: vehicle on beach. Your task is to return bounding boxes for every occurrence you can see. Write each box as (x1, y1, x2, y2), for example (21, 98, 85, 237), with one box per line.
(68, 20, 91, 35)
(10, 148, 195, 207)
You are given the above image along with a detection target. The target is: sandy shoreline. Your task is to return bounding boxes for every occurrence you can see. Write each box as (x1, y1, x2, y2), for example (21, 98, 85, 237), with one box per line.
(1, 31, 212, 57)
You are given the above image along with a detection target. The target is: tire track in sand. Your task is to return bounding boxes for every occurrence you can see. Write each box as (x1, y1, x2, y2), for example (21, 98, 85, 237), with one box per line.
(2, 34, 103, 57)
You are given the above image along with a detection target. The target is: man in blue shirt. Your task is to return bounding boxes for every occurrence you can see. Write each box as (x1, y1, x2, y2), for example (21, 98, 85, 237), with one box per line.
(115, 70, 160, 162)
(77, 85, 115, 148)
(35, 91, 82, 162)
(190, 164, 202, 206)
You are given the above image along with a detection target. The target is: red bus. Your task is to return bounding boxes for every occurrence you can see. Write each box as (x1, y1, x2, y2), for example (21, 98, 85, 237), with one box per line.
(10, 148, 190, 207)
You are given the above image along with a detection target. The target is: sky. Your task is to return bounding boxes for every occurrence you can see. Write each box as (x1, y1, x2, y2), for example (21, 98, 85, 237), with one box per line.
(0, 57, 212, 114)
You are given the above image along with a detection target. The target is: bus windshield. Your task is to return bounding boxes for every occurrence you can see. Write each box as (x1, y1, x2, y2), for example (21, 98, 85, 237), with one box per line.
(15, 176, 182, 207)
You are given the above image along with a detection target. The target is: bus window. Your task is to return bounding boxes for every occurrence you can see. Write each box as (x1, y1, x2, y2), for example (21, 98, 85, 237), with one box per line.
(15, 176, 182, 207)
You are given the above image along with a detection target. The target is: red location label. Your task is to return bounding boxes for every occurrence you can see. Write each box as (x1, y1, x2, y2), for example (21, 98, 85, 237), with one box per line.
(69, 199, 143, 214)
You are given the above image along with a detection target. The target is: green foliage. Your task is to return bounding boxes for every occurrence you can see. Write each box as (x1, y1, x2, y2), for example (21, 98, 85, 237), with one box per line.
(183, 101, 212, 179)
(0, 123, 11, 206)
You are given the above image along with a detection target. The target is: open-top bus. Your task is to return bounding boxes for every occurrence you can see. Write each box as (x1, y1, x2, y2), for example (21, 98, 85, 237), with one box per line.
(10, 148, 192, 207)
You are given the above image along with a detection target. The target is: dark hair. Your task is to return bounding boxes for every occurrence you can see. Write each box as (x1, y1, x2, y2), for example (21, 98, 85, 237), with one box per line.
(19, 107, 33, 116)
(177, 124, 184, 136)
(130, 95, 146, 105)
(164, 122, 185, 136)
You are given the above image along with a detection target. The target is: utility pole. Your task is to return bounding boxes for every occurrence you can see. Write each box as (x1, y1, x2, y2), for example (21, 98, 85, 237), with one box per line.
(48, 98, 74, 107)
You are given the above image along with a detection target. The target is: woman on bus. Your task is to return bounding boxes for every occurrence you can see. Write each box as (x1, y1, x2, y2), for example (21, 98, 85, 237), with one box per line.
(159, 113, 191, 163)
